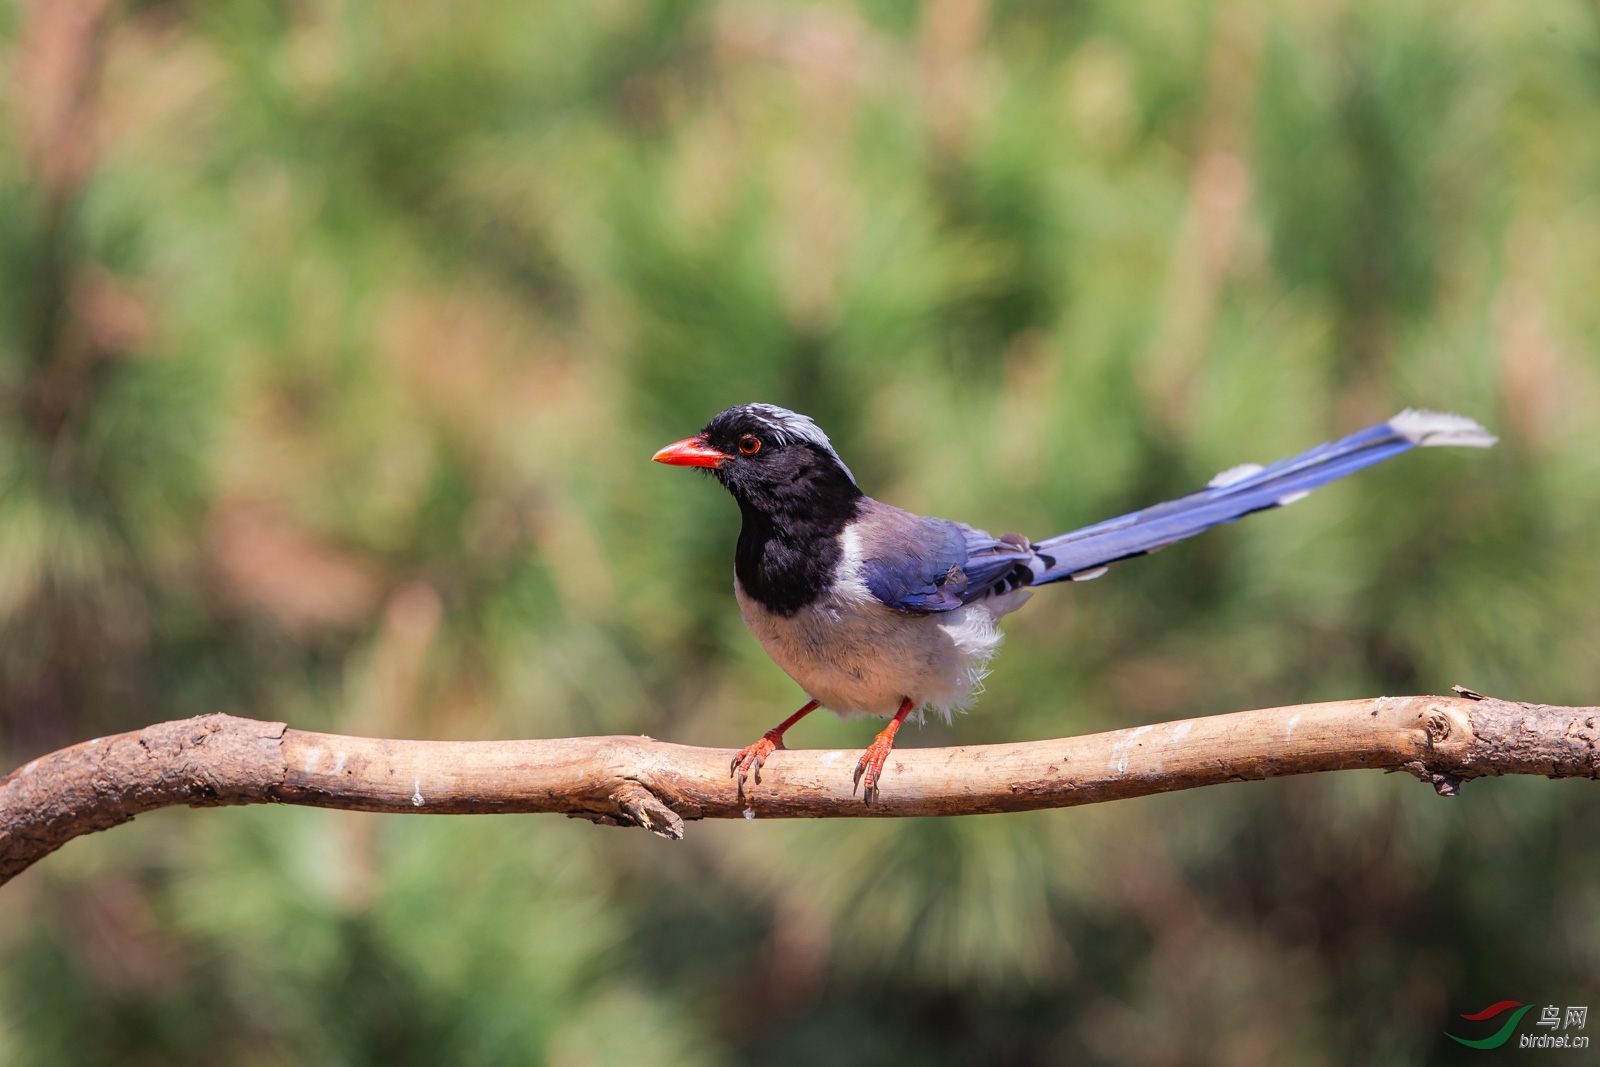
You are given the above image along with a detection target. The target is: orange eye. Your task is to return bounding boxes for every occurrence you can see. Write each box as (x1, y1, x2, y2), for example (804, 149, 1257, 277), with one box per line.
(738, 434, 761, 455)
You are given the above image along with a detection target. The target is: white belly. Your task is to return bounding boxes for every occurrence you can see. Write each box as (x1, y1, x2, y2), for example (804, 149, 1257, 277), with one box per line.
(734, 529, 1031, 720)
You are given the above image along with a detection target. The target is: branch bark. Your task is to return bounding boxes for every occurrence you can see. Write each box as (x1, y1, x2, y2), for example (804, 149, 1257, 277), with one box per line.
(3, 691, 1597, 887)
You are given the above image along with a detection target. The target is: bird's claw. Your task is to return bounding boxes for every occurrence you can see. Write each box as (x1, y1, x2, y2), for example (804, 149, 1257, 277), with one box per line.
(731, 731, 784, 796)
(853, 736, 895, 805)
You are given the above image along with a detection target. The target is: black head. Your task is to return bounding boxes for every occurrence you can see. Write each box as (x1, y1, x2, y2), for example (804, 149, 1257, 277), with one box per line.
(653, 403, 862, 520)
(654, 404, 865, 614)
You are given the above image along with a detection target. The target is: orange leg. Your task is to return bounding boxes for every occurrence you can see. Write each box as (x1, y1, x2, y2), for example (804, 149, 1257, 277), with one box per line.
(853, 697, 915, 804)
(731, 700, 820, 796)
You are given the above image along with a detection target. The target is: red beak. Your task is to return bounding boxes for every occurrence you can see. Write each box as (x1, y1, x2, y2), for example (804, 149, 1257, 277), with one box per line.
(652, 434, 730, 469)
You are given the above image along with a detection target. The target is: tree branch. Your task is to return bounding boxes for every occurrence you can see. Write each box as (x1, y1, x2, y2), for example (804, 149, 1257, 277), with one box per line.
(2, 691, 1597, 887)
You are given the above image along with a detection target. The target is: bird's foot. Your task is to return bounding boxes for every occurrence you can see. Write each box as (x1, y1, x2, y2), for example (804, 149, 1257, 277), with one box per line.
(731, 730, 784, 795)
(852, 733, 897, 805)
(730, 700, 821, 798)
(853, 698, 914, 805)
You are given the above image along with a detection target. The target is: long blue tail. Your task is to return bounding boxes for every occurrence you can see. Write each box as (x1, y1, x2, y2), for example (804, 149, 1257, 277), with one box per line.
(1030, 410, 1496, 584)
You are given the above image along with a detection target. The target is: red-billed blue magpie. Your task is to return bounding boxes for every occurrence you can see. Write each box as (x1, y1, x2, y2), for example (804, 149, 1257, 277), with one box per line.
(653, 404, 1495, 802)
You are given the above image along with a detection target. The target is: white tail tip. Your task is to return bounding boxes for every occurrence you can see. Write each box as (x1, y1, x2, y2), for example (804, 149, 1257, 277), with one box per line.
(1388, 409, 1497, 449)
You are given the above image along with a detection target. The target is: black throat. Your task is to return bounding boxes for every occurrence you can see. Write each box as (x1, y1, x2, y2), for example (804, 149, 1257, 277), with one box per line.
(726, 449, 863, 617)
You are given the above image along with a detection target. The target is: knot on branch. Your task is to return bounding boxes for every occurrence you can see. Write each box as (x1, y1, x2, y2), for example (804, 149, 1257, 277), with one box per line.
(567, 780, 685, 841)
(1424, 712, 1452, 744)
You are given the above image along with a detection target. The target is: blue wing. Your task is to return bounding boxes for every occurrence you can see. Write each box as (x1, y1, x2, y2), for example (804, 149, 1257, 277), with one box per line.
(855, 503, 1038, 614)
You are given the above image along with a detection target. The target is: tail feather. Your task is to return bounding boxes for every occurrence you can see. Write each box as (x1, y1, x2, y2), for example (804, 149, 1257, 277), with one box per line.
(1030, 410, 1495, 585)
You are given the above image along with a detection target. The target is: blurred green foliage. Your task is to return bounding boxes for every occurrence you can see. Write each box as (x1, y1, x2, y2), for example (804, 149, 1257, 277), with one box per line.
(1, 0, 1598, 1063)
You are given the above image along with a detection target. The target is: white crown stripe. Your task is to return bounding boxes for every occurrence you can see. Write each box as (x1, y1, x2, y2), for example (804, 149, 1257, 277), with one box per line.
(741, 403, 859, 486)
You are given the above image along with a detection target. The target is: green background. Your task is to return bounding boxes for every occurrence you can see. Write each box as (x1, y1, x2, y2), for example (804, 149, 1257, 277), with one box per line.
(2, 0, 1598, 1062)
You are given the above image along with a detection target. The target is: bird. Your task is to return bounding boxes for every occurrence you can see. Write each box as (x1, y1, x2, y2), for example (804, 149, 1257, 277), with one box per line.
(652, 403, 1495, 802)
